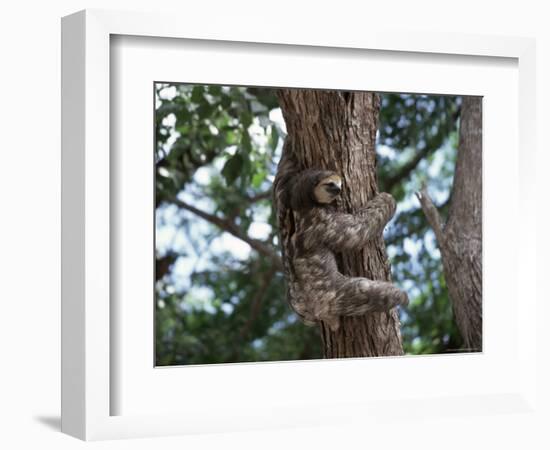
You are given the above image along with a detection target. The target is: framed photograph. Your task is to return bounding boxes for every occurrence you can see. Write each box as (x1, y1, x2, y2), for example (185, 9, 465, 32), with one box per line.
(61, 9, 537, 441)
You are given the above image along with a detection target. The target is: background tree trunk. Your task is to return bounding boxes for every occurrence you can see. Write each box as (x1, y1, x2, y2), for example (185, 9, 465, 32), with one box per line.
(417, 96, 482, 351)
(277, 90, 404, 358)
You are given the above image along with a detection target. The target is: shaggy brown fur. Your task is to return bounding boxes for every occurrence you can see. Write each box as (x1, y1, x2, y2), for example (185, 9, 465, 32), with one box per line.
(274, 159, 408, 331)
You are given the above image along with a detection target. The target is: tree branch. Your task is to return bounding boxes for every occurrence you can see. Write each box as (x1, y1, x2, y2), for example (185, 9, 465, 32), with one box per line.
(415, 187, 446, 246)
(245, 189, 272, 203)
(386, 197, 451, 247)
(227, 189, 273, 220)
(155, 252, 177, 281)
(173, 198, 283, 271)
(385, 145, 434, 192)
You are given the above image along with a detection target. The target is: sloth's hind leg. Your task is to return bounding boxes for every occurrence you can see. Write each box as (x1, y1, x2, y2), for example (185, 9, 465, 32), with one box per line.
(332, 277, 408, 317)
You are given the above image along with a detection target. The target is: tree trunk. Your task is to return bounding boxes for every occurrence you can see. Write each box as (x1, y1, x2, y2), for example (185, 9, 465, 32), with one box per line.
(277, 89, 404, 358)
(417, 96, 482, 351)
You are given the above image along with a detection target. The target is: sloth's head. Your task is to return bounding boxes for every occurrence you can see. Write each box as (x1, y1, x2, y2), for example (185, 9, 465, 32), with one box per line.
(313, 173, 342, 204)
(289, 169, 343, 210)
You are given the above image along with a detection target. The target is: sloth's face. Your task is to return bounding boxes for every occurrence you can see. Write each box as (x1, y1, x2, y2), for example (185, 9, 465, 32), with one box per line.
(314, 174, 342, 204)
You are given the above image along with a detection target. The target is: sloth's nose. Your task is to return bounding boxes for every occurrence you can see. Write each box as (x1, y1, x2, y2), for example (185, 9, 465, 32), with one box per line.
(327, 183, 341, 194)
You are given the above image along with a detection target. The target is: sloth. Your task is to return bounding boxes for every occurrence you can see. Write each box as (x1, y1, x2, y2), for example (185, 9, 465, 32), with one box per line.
(274, 167, 409, 331)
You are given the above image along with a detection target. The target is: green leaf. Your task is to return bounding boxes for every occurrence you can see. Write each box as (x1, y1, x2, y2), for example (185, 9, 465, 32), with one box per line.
(224, 130, 239, 145)
(221, 153, 244, 185)
(241, 111, 253, 129)
(191, 85, 204, 104)
(240, 156, 253, 190)
(209, 85, 222, 96)
(241, 130, 252, 154)
(221, 95, 232, 109)
(269, 126, 279, 151)
(252, 170, 267, 189)
(196, 102, 215, 119)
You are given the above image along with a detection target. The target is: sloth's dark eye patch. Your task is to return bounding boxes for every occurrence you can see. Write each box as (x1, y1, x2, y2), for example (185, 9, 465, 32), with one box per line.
(325, 182, 341, 193)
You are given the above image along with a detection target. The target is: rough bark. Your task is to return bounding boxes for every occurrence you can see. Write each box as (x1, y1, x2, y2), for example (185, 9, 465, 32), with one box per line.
(417, 96, 482, 351)
(277, 89, 404, 358)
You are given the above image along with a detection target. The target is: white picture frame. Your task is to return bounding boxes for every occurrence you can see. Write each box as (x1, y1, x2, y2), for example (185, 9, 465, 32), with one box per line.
(61, 9, 537, 441)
